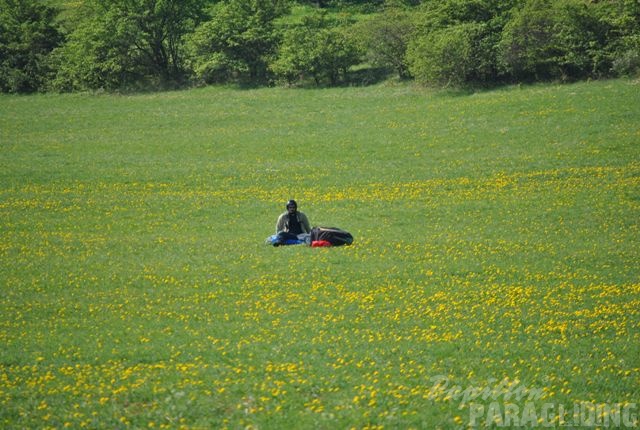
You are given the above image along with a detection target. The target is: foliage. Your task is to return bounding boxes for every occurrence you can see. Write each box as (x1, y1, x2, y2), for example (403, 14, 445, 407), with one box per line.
(3, 0, 640, 91)
(50, 0, 206, 91)
(498, 0, 597, 82)
(414, 0, 517, 30)
(497, 0, 561, 81)
(497, 0, 640, 83)
(600, 0, 640, 78)
(296, 0, 386, 11)
(49, 5, 142, 91)
(612, 34, 640, 77)
(0, 0, 63, 93)
(407, 0, 518, 87)
(126, 0, 207, 84)
(407, 22, 483, 87)
(406, 0, 640, 87)
(187, 0, 288, 84)
(270, 12, 362, 85)
(358, 1, 415, 79)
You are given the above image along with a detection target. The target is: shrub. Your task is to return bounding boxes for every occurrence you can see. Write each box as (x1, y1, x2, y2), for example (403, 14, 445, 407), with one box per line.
(0, 0, 63, 93)
(359, 3, 415, 79)
(497, 0, 614, 82)
(598, 0, 640, 77)
(270, 12, 362, 86)
(187, 0, 287, 84)
(612, 35, 640, 77)
(407, 22, 483, 87)
(497, 0, 561, 81)
(50, 0, 205, 92)
(49, 7, 141, 91)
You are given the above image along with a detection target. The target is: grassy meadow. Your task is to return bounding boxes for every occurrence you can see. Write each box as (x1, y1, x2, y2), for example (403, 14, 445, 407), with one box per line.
(0, 80, 639, 429)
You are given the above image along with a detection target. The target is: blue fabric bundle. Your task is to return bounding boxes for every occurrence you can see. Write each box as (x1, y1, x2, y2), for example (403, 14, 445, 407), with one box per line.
(265, 234, 305, 246)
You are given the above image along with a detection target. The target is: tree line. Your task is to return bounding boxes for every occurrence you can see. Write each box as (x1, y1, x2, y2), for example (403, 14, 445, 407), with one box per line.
(1, 0, 638, 93)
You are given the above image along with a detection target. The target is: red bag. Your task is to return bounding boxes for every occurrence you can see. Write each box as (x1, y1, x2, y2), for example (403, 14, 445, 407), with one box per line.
(311, 240, 332, 247)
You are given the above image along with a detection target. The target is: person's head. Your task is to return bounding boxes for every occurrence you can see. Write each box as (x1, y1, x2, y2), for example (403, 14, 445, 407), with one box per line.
(286, 199, 297, 214)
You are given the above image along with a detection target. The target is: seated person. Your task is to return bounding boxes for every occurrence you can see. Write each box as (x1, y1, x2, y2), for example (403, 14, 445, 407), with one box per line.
(276, 200, 311, 240)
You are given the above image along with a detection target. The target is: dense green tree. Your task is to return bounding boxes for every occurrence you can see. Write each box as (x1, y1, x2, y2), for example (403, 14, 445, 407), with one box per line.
(407, 0, 520, 87)
(296, 0, 385, 10)
(599, 0, 640, 77)
(51, 6, 137, 91)
(0, 0, 63, 93)
(407, 22, 484, 87)
(497, 0, 619, 82)
(270, 12, 362, 85)
(497, 0, 560, 81)
(359, 1, 415, 79)
(187, 0, 288, 84)
(611, 33, 640, 77)
(5, 0, 639, 91)
(128, 0, 206, 83)
(415, 0, 517, 30)
(51, 0, 206, 91)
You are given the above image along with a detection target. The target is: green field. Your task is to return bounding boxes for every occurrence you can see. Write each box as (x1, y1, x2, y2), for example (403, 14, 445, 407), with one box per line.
(1, 80, 639, 429)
